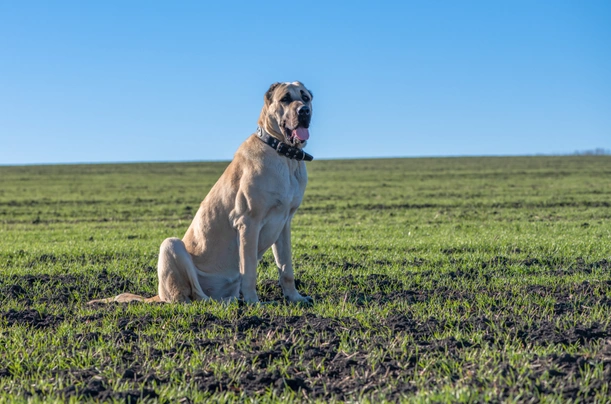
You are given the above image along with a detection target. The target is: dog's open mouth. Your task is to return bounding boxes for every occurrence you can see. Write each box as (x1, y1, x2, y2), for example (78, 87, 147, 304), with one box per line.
(283, 125, 309, 145)
(291, 127, 309, 142)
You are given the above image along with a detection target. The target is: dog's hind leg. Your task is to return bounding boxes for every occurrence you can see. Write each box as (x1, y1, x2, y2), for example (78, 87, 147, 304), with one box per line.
(157, 237, 210, 303)
(87, 238, 209, 305)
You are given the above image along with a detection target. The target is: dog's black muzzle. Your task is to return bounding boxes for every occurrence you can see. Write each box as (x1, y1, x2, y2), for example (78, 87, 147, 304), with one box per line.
(298, 106, 311, 128)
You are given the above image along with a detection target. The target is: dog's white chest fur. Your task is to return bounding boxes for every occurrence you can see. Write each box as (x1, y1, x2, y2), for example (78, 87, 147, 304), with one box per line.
(256, 160, 307, 257)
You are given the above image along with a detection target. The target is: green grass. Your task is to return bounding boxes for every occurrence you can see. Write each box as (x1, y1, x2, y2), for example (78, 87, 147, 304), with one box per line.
(1, 156, 610, 402)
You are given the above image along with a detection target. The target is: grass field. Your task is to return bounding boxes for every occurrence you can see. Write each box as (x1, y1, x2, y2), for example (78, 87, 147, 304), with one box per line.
(1, 156, 610, 402)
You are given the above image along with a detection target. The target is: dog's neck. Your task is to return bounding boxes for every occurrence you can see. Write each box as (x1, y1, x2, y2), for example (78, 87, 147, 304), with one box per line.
(256, 127, 313, 162)
(261, 126, 285, 143)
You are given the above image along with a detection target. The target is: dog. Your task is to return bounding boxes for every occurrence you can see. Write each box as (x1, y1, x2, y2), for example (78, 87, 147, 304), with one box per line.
(89, 81, 314, 304)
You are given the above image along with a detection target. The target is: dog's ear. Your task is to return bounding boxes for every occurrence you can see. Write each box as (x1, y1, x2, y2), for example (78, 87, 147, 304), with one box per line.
(265, 82, 281, 105)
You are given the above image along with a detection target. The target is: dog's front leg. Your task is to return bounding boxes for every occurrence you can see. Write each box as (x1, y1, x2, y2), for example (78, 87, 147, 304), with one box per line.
(272, 220, 313, 304)
(236, 218, 260, 303)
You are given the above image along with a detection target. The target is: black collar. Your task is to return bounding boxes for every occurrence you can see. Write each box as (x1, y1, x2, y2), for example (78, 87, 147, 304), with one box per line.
(256, 127, 313, 161)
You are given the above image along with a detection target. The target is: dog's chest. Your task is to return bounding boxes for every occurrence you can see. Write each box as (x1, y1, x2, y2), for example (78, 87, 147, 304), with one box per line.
(258, 162, 307, 247)
(278, 162, 307, 209)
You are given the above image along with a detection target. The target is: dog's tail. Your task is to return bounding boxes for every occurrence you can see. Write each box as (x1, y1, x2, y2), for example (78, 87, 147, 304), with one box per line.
(87, 293, 162, 304)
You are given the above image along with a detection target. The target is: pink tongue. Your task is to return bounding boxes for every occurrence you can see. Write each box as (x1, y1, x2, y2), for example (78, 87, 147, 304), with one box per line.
(292, 127, 310, 141)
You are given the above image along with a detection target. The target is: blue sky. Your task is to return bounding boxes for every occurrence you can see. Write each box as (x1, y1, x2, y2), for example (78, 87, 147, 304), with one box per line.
(1, 1, 609, 165)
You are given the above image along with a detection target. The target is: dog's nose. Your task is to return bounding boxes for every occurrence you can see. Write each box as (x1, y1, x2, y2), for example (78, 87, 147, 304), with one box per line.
(298, 106, 310, 116)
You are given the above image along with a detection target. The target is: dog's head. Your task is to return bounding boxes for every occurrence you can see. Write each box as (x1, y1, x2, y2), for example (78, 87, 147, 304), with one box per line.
(258, 81, 313, 148)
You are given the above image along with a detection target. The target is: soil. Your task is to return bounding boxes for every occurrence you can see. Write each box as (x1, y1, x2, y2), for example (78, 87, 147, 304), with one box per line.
(60, 375, 158, 403)
(2, 262, 611, 401)
(2, 309, 64, 329)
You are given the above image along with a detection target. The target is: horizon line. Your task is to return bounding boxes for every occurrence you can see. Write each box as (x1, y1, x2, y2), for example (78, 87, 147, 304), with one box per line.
(1, 151, 610, 168)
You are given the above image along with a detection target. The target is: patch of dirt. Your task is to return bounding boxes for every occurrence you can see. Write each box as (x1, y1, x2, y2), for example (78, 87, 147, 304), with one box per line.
(454, 316, 611, 348)
(528, 342, 611, 400)
(257, 280, 285, 302)
(121, 367, 166, 385)
(2, 309, 64, 329)
(61, 375, 158, 403)
(167, 313, 415, 399)
(193, 369, 311, 395)
(515, 321, 608, 346)
(383, 314, 444, 338)
(0, 274, 79, 304)
(189, 340, 412, 400)
(0, 270, 150, 305)
(527, 281, 611, 315)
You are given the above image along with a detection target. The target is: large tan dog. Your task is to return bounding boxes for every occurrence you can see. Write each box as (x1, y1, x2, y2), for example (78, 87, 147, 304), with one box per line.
(90, 81, 314, 304)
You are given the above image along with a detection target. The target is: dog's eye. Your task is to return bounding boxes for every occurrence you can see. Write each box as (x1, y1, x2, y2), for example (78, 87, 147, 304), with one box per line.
(302, 95, 310, 102)
(281, 94, 291, 103)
